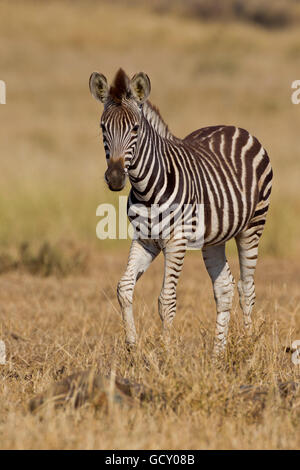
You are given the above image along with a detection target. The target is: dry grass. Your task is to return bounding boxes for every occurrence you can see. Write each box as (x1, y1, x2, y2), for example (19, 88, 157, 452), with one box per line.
(0, 240, 90, 277)
(0, 253, 299, 449)
(0, 0, 300, 449)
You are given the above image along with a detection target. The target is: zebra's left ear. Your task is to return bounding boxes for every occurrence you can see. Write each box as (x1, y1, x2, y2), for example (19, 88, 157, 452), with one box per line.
(130, 73, 151, 104)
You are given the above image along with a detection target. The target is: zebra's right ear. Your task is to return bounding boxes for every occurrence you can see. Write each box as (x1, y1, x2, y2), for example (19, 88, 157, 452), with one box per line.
(89, 72, 108, 103)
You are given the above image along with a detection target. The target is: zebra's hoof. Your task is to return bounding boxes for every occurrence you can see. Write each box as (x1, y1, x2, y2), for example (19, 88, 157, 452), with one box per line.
(125, 342, 137, 354)
(212, 344, 227, 364)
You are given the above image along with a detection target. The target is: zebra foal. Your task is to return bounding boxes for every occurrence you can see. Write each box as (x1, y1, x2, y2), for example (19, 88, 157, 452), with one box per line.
(89, 69, 272, 356)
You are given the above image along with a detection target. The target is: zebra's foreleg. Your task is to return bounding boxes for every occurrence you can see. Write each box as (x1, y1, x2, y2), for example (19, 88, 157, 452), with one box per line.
(158, 238, 187, 342)
(202, 244, 235, 357)
(117, 239, 160, 347)
(235, 228, 261, 333)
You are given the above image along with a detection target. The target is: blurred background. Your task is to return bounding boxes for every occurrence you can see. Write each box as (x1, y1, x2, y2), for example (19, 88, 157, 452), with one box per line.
(0, 0, 300, 266)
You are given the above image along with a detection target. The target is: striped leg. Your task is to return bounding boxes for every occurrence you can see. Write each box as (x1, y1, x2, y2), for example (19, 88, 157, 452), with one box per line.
(158, 238, 187, 340)
(235, 227, 262, 333)
(117, 239, 160, 346)
(202, 244, 235, 356)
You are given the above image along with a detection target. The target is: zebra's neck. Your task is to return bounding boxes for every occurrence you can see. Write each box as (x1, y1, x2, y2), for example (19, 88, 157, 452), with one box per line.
(128, 115, 179, 204)
(142, 101, 174, 140)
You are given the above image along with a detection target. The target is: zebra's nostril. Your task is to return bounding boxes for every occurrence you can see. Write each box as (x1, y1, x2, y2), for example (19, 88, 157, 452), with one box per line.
(104, 169, 110, 183)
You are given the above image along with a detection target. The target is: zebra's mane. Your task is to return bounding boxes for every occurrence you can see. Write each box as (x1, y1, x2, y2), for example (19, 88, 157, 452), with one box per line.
(143, 101, 174, 140)
(107, 69, 173, 139)
(109, 68, 130, 103)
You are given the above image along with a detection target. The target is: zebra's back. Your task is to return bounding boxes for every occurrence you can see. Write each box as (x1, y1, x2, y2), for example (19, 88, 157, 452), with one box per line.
(183, 125, 273, 246)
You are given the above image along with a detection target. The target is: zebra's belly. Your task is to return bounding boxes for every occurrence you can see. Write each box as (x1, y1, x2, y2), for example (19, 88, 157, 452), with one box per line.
(200, 203, 253, 247)
(128, 196, 255, 249)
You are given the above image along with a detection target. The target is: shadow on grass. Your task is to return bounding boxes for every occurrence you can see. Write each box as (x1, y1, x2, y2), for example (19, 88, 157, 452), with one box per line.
(0, 240, 89, 277)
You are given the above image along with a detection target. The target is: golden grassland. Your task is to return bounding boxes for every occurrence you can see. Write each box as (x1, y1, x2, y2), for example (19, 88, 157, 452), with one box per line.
(0, 253, 299, 449)
(0, 0, 299, 449)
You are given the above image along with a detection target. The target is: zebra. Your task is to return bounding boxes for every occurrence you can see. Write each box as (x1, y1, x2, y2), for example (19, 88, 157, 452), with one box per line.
(89, 68, 273, 357)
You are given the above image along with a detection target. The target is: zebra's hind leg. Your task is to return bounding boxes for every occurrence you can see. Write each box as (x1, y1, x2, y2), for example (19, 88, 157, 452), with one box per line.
(158, 238, 187, 343)
(235, 226, 263, 333)
(117, 239, 160, 347)
(202, 244, 235, 357)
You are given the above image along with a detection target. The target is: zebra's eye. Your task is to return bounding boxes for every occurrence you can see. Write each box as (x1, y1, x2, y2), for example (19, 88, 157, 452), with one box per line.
(101, 123, 106, 132)
(132, 124, 139, 133)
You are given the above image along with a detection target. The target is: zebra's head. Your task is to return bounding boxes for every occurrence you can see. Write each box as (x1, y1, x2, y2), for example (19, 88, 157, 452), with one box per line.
(89, 68, 151, 191)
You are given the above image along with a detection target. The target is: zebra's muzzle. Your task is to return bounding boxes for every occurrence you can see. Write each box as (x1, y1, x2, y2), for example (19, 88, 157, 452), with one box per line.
(105, 158, 127, 191)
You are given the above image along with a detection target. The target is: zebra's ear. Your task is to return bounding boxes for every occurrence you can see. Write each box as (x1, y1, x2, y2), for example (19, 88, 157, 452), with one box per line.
(130, 73, 151, 104)
(89, 72, 108, 103)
